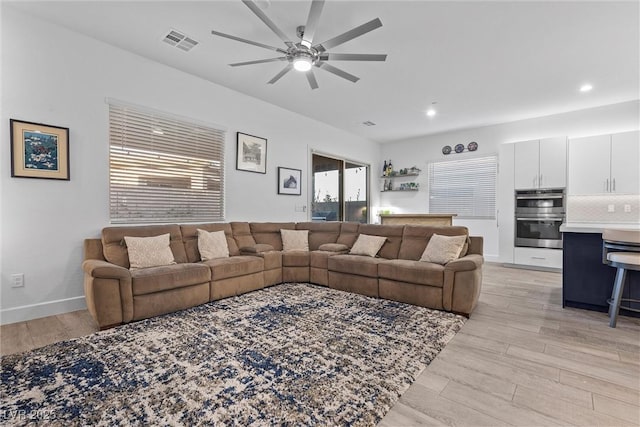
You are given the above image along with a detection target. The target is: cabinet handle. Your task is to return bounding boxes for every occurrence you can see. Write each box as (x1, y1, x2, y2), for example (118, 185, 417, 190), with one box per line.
(606, 178, 609, 192)
(613, 178, 616, 192)
(539, 174, 543, 187)
(531, 256, 546, 260)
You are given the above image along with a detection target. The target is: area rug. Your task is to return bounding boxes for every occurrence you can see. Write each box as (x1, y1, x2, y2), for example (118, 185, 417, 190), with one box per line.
(1, 283, 465, 426)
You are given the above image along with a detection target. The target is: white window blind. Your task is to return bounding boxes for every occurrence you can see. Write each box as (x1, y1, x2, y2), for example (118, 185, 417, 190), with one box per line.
(428, 155, 497, 219)
(109, 103, 225, 223)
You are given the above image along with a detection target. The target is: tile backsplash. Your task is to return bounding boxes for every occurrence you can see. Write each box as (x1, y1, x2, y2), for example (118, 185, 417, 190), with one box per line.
(567, 194, 640, 223)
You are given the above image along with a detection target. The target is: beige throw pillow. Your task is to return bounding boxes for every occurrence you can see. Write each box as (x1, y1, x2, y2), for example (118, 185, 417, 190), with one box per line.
(197, 229, 230, 261)
(281, 229, 309, 252)
(124, 233, 176, 269)
(349, 234, 387, 257)
(420, 233, 467, 265)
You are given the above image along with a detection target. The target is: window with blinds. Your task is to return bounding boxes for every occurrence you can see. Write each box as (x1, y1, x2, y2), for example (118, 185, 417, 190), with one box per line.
(428, 155, 497, 219)
(109, 103, 225, 223)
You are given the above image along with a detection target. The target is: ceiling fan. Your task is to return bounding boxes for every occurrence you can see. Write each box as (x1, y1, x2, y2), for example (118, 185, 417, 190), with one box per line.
(211, 0, 387, 89)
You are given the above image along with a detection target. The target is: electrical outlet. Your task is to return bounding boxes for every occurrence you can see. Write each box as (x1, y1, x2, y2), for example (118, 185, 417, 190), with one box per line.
(624, 204, 632, 213)
(294, 205, 307, 212)
(11, 273, 24, 288)
(607, 204, 615, 213)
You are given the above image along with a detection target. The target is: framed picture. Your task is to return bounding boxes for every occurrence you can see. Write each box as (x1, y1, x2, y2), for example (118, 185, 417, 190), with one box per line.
(10, 119, 70, 180)
(278, 167, 302, 195)
(237, 132, 267, 174)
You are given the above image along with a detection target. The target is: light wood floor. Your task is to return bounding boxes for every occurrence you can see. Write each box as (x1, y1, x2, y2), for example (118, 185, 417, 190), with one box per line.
(1, 264, 639, 426)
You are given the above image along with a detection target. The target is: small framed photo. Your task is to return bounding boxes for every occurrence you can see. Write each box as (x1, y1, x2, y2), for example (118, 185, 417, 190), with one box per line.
(278, 167, 302, 195)
(10, 119, 70, 180)
(237, 132, 267, 174)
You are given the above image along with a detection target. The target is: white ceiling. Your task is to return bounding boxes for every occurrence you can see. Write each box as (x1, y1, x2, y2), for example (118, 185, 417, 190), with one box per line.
(6, 0, 639, 143)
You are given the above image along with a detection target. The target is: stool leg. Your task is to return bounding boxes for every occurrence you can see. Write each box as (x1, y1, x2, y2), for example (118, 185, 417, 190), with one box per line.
(609, 267, 627, 328)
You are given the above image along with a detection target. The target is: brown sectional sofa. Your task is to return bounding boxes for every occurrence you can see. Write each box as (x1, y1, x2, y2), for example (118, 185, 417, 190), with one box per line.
(83, 221, 483, 329)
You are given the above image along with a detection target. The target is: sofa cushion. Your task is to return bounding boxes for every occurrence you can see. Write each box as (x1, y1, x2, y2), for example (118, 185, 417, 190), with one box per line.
(336, 222, 360, 248)
(295, 222, 341, 250)
(349, 234, 387, 257)
(204, 256, 264, 281)
(356, 224, 404, 259)
(420, 234, 467, 265)
(328, 254, 383, 278)
(181, 223, 239, 262)
(281, 229, 309, 252)
(250, 222, 296, 251)
(282, 251, 310, 267)
(131, 263, 210, 296)
(398, 225, 469, 260)
(124, 234, 176, 269)
(230, 222, 256, 250)
(102, 224, 187, 268)
(378, 259, 445, 287)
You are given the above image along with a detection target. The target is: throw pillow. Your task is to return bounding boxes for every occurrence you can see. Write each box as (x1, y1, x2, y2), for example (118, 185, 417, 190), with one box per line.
(281, 229, 309, 252)
(197, 229, 230, 261)
(124, 233, 176, 269)
(420, 233, 468, 265)
(349, 234, 387, 257)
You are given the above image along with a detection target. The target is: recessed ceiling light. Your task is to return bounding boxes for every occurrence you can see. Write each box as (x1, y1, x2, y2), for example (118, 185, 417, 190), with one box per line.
(426, 108, 436, 117)
(579, 84, 593, 92)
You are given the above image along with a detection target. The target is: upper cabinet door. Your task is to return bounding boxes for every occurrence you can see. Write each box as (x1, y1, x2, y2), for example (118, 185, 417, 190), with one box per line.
(514, 139, 540, 189)
(539, 137, 567, 189)
(568, 134, 611, 195)
(611, 130, 640, 195)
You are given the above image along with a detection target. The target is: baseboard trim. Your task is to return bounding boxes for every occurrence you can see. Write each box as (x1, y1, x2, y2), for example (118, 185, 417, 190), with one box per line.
(0, 296, 86, 325)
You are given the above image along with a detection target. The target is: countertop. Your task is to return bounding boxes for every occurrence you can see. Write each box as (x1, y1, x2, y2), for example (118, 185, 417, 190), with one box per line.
(561, 222, 640, 233)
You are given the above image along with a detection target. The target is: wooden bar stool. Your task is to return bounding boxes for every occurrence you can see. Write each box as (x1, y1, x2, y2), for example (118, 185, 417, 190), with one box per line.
(602, 229, 640, 328)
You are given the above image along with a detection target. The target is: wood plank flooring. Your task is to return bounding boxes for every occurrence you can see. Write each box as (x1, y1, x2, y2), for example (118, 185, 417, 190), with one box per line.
(1, 263, 639, 426)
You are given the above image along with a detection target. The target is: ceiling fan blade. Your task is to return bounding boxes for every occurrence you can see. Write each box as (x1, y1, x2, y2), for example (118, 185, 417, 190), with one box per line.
(301, 0, 325, 48)
(230, 57, 288, 67)
(318, 53, 387, 62)
(316, 62, 359, 83)
(306, 70, 319, 90)
(211, 30, 287, 54)
(242, 0, 294, 48)
(268, 64, 293, 84)
(315, 18, 382, 52)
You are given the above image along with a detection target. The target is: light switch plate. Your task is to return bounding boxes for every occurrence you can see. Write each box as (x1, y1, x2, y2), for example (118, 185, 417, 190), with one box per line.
(607, 204, 615, 213)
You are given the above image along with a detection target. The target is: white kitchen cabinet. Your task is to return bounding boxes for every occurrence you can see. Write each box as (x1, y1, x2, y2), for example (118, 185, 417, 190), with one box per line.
(611, 131, 640, 194)
(568, 131, 639, 195)
(539, 137, 567, 189)
(514, 137, 566, 189)
(514, 247, 563, 269)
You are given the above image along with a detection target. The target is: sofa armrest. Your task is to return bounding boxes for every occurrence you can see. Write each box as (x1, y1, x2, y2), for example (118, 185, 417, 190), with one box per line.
(82, 259, 133, 328)
(240, 244, 275, 255)
(445, 254, 484, 272)
(443, 254, 483, 315)
(83, 259, 131, 279)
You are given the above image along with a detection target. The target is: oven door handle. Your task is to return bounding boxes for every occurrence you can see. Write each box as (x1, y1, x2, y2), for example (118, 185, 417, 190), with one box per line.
(516, 217, 564, 221)
(516, 194, 564, 200)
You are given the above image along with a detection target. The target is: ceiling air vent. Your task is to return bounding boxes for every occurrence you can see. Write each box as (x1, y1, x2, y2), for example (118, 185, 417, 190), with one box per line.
(163, 29, 199, 52)
(362, 121, 376, 126)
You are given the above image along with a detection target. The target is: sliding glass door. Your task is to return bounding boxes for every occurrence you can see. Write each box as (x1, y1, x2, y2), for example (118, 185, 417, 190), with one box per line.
(311, 153, 369, 223)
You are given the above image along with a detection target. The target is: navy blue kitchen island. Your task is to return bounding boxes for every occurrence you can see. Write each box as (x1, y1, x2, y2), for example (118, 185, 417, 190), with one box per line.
(562, 227, 640, 318)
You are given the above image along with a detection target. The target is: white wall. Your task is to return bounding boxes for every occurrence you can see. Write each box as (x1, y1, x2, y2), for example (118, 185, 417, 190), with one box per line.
(380, 100, 640, 261)
(0, 6, 380, 323)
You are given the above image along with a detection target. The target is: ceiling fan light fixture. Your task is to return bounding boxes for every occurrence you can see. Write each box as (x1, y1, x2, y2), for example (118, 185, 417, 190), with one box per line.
(293, 56, 313, 72)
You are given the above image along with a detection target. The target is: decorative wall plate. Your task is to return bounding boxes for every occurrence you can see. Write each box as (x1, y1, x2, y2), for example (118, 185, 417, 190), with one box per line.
(442, 145, 452, 155)
(454, 143, 465, 153)
(468, 141, 478, 151)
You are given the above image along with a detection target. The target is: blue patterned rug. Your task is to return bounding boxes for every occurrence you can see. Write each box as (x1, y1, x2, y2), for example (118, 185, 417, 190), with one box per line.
(1, 283, 465, 426)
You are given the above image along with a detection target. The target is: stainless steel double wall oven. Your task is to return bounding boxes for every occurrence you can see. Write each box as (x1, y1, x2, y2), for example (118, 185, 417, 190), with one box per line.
(515, 188, 565, 249)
